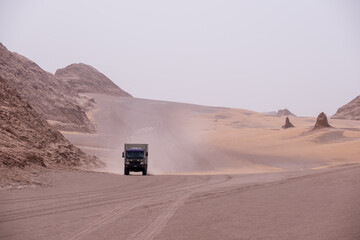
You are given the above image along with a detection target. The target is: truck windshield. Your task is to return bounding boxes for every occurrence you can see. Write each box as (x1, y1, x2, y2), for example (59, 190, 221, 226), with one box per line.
(126, 150, 145, 159)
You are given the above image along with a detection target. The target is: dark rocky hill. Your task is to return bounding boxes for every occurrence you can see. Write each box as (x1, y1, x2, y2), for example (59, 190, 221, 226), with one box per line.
(332, 96, 360, 120)
(0, 76, 103, 187)
(0, 43, 96, 132)
(55, 63, 132, 97)
(0, 43, 132, 133)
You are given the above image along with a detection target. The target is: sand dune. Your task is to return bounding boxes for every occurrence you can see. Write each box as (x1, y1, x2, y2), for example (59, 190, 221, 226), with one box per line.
(63, 94, 360, 175)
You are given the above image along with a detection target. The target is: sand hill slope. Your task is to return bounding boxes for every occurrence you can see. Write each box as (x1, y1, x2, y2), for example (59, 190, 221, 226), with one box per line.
(0, 76, 102, 187)
(333, 95, 360, 120)
(64, 94, 360, 175)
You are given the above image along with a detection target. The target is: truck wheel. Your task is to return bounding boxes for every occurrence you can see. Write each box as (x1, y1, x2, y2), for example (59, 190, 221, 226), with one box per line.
(142, 169, 147, 176)
(124, 168, 129, 175)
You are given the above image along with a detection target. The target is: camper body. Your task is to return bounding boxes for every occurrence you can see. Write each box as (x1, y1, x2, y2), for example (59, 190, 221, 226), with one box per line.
(122, 144, 148, 175)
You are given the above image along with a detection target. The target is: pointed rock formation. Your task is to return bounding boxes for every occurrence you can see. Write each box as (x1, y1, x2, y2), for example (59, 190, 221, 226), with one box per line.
(282, 117, 295, 129)
(313, 112, 332, 130)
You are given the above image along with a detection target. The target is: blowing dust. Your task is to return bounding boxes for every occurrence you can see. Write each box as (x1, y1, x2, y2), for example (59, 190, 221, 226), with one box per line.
(78, 94, 355, 176)
(103, 98, 223, 174)
(91, 95, 283, 175)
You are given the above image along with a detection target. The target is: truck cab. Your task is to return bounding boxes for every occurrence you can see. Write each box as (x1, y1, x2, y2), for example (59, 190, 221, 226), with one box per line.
(122, 144, 148, 175)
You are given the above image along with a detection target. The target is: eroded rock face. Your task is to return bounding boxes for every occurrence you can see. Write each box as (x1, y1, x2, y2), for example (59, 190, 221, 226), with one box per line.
(277, 109, 295, 117)
(313, 112, 332, 130)
(55, 63, 132, 97)
(0, 43, 95, 132)
(0, 43, 132, 133)
(332, 96, 360, 120)
(282, 117, 295, 129)
(0, 76, 103, 169)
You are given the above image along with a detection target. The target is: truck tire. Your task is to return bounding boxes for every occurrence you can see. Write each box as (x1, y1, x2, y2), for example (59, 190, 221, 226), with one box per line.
(124, 168, 129, 175)
(142, 169, 147, 176)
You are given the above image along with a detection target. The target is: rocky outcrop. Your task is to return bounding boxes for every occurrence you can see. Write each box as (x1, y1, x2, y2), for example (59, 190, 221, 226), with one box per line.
(0, 43, 97, 132)
(332, 96, 360, 120)
(277, 109, 295, 117)
(263, 109, 296, 117)
(55, 63, 132, 97)
(0, 43, 132, 133)
(282, 117, 295, 129)
(313, 112, 332, 130)
(0, 76, 102, 169)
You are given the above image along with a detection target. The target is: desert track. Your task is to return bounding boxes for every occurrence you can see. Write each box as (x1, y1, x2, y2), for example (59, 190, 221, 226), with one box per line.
(0, 172, 232, 240)
(1, 165, 360, 240)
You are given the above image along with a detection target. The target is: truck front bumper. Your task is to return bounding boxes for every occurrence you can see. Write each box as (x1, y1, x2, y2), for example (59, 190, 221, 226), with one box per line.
(125, 165, 147, 172)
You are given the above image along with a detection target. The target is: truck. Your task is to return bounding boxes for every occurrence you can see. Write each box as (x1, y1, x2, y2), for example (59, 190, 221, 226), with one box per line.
(122, 144, 148, 175)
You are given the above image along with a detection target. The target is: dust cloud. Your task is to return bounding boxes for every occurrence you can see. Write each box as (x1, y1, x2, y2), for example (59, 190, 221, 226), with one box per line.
(102, 95, 226, 175)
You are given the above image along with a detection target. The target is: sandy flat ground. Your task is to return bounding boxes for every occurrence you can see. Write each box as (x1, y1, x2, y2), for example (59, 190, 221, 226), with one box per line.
(2, 94, 360, 239)
(1, 165, 359, 240)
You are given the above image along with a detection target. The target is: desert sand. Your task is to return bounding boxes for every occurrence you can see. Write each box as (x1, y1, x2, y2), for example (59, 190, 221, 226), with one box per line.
(1, 94, 360, 239)
(64, 94, 360, 175)
(1, 165, 360, 240)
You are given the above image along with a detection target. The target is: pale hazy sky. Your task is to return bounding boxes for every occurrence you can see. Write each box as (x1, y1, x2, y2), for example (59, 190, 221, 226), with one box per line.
(1, 0, 359, 116)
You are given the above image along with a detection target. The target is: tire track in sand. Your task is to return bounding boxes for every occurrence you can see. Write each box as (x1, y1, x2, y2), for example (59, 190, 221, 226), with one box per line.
(129, 175, 232, 240)
(63, 175, 212, 240)
(68, 201, 143, 240)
